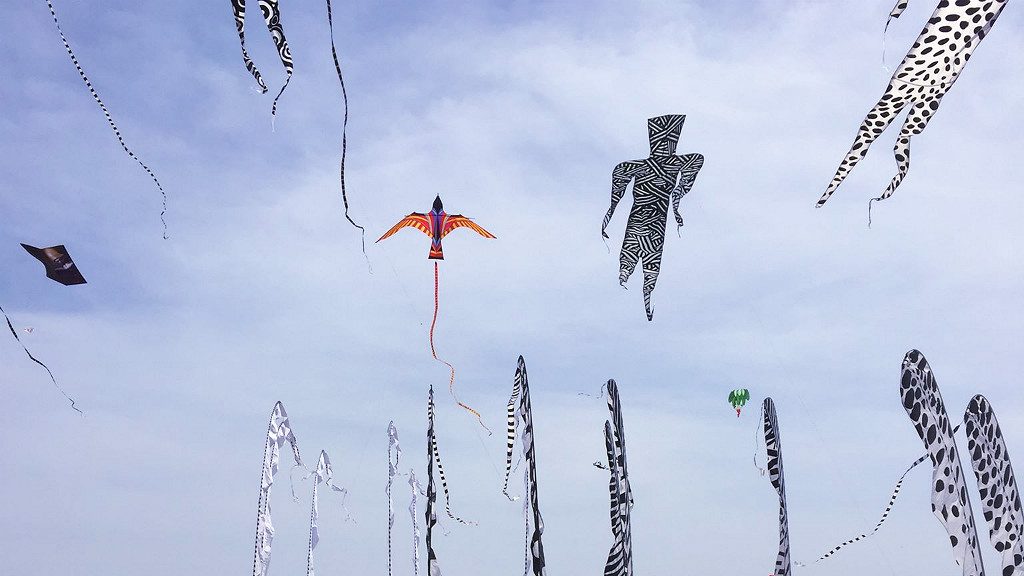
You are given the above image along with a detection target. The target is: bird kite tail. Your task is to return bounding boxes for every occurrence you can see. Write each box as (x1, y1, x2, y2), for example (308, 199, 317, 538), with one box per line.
(429, 261, 491, 435)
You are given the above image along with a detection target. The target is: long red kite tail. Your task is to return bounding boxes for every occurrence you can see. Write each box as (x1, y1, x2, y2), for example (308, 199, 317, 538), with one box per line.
(430, 262, 491, 435)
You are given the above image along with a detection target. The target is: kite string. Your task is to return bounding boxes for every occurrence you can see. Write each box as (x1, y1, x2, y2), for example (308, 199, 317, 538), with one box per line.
(325, 0, 370, 269)
(44, 0, 168, 239)
(1, 304, 81, 414)
(430, 262, 491, 435)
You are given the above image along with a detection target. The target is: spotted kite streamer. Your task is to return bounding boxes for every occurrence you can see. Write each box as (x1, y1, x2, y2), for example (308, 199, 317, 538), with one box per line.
(501, 357, 547, 576)
(602, 379, 633, 576)
(900, 350, 985, 575)
(817, 0, 1009, 218)
(306, 450, 349, 576)
(387, 421, 402, 576)
(253, 401, 304, 576)
(964, 395, 1024, 576)
(762, 398, 791, 576)
(1, 304, 80, 413)
(425, 387, 444, 576)
(324, 0, 367, 257)
(44, 0, 168, 238)
(231, 0, 294, 117)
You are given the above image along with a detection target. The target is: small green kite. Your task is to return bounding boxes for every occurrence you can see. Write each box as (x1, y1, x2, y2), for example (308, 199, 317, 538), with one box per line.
(728, 389, 750, 417)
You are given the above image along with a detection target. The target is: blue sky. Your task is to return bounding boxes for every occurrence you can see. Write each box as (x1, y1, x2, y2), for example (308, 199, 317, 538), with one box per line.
(2, 0, 1024, 574)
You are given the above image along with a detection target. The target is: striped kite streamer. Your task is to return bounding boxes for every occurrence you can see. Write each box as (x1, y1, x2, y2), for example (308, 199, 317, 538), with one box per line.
(762, 398, 791, 576)
(501, 357, 547, 576)
(1, 304, 80, 413)
(602, 379, 633, 576)
(44, 0, 168, 238)
(230, 0, 293, 117)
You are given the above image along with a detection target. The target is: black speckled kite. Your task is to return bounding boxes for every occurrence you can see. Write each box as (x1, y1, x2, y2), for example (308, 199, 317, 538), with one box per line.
(817, 0, 1009, 216)
(761, 398, 791, 576)
(602, 115, 703, 321)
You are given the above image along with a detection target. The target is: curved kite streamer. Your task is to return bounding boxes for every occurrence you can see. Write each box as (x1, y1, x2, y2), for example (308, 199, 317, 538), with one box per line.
(378, 195, 496, 432)
(1, 304, 80, 413)
(231, 0, 293, 117)
(501, 357, 547, 576)
(602, 379, 633, 576)
(761, 398, 791, 576)
(817, 0, 1009, 216)
(306, 450, 349, 576)
(324, 0, 367, 257)
(602, 115, 704, 321)
(900, 350, 985, 575)
(43, 0, 168, 238)
(253, 401, 304, 576)
(964, 395, 1024, 576)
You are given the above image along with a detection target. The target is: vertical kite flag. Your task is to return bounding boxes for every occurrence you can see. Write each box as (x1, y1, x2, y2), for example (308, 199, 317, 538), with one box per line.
(253, 401, 303, 576)
(817, 0, 1009, 219)
(762, 397, 791, 576)
(502, 357, 547, 576)
(900, 350, 985, 575)
(306, 450, 349, 576)
(963, 395, 1024, 576)
(602, 379, 633, 576)
(602, 115, 704, 321)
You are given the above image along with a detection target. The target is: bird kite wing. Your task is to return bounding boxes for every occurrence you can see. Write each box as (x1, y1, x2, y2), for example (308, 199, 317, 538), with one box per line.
(440, 215, 496, 239)
(377, 213, 432, 242)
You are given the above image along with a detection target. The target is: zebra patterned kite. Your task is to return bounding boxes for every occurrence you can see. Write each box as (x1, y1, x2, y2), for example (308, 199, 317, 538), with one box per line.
(900, 349, 985, 576)
(22, 244, 85, 286)
(964, 395, 1024, 576)
(501, 356, 547, 576)
(1, 303, 80, 413)
(231, 0, 293, 117)
(306, 450, 348, 576)
(377, 195, 496, 430)
(817, 0, 1009, 216)
(43, 0, 168, 237)
(602, 379, 633, 576)
(602, 115, 704, 321)
(762, 398, 791, 576)
(253, 401, 304, 576)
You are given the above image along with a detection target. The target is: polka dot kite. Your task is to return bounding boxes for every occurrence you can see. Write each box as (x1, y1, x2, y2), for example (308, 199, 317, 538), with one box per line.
(816, 0, 1010, 214)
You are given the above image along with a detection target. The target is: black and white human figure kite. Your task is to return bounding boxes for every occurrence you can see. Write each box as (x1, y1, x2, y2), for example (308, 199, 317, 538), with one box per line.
(501, 357, 547, 576)
(601, 379, 633, 576)
(602, 115, 704, 321)
(817, 0, 1009, 216)
(761, 398, 792, 576)
(22, 244, 86, 286)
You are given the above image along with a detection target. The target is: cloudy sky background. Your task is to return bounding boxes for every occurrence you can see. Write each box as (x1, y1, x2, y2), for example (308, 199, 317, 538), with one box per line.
(2, 0, 1024, 573)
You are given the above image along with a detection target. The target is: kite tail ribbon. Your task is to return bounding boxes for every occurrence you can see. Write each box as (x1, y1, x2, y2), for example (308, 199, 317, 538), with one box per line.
(1, 304, 80, 413)
(426, 385, 476, 527)
(409, 470, 425, 576)
(44, 0, 168, 239)
(325, 0, 369, 266)
(254, 401, 304, 576)
(430, 262, 490, 434)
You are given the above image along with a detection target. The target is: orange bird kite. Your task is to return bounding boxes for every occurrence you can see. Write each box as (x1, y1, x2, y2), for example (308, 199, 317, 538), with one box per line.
(377, 195, 495, 259)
